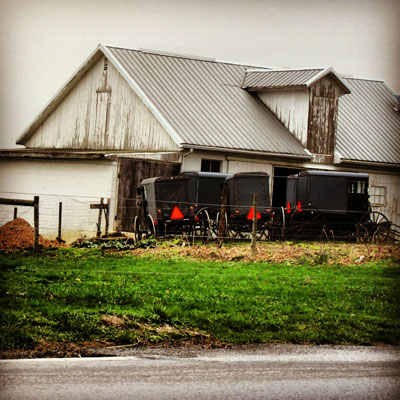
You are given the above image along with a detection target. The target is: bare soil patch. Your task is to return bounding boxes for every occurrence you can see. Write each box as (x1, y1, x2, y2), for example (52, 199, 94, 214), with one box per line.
(130, 242, 400, 265)
(0, 218, 66, 252)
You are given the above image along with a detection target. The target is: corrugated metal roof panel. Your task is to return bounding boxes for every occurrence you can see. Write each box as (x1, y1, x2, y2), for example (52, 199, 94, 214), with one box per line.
(106, 46, 309, 157)
(242, 69, 324, 89)
(336, 78, 400, 164)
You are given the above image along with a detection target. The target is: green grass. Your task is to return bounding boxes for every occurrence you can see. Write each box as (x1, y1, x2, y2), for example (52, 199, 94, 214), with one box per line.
(1, 247, 399, 350)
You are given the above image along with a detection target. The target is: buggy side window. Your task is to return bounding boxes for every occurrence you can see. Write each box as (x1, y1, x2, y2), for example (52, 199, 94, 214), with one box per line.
(348, 180, 366, 194)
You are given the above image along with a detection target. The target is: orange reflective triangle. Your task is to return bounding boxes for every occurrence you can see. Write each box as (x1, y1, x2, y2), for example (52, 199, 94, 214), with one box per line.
(247, 207, 261, 220)
(171, 206, 184, 220)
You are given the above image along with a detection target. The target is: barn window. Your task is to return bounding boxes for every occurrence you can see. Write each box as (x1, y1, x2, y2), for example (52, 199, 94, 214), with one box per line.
(201, 159, 221, 172)
(369, 186, 386, 206)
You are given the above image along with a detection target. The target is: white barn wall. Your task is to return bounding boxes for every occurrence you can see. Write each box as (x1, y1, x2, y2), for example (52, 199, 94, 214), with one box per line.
(181, 152, 227, 172)
(24, 57, 179, 152)
(0, 159, 117, 243)
(369, 172, 400, 226)
(257, 90, 309, 146)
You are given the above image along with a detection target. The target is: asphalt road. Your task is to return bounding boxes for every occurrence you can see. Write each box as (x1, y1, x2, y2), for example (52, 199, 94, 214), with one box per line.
(1, 345, 399, 399)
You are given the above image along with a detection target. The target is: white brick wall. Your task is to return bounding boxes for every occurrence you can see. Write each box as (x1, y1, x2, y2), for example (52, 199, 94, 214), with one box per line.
(0, 158, 118, 243)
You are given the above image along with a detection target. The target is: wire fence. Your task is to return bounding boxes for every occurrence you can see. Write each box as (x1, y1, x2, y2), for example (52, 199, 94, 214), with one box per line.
(1, 191, 398, 244)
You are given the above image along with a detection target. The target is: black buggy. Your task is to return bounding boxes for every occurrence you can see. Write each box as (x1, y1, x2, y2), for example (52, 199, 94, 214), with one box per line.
(222, 172, 274, 240)
(283, 170, 391, 242)
(136, 171, 230, 239)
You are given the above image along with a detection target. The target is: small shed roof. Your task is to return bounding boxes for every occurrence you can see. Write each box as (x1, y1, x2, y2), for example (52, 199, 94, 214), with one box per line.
(242, 67, 351, 93)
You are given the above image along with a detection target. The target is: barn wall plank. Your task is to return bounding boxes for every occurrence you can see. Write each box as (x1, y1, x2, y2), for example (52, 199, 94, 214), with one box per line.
(257, 89, 309, 146)
(25, 57, 180, 152)
(116, 158, 180, 231)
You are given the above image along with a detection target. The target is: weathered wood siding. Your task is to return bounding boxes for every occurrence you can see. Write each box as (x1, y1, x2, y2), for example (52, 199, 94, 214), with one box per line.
(257, 89, 309, 146)
(25, 57, 180, 152)
(307, 76, 342, 156)
(116, 158, 180, 231)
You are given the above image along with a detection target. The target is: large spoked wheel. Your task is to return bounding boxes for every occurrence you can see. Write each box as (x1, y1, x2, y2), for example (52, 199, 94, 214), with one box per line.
(358, 211, 391, 244)
(193, 209, 213, 243)
(287, 207, 327, 241)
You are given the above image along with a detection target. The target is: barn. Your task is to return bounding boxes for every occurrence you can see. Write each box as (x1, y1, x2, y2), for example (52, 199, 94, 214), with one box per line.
(1, 44, 399, 242)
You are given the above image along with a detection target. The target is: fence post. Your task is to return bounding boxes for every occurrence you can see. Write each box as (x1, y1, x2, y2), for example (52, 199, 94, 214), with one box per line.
(33, 196, 39, 252)
(96, 198, 104, 238)
(105, 198, 110, 236)
(251, 193, 258, 260)
(218, 187, 228, 248)
(13, 208, 17, 220)
(57, 202, 63, 242)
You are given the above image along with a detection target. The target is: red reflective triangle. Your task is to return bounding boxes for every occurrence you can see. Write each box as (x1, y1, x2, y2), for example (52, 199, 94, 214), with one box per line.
(297, 201, 302, 212)
(247, 207, 261, 220)
(171, 206, 184, 220)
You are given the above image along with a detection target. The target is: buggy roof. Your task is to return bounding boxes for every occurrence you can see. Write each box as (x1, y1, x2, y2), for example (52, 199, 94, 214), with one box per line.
(182, 171, 232, 179)
(226, 171, 270, 181)
(295, 171, 369, 179)
(141, 171, 232, 186)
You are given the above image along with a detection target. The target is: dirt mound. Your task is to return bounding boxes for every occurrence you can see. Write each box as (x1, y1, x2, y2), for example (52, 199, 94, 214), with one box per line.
(0, 218, 65, 252)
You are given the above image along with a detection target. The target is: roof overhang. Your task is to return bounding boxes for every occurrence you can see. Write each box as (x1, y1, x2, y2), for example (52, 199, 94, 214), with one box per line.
(182, 144, 312, 161)
(337, 158, 400, 172)
(0, 149, 116, 161)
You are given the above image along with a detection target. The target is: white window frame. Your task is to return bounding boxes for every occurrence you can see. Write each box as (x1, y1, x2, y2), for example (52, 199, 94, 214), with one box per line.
(369, 185, 386, 206)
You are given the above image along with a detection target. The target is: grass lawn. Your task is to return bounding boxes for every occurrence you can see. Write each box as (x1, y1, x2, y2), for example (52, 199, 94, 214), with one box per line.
(1, 244, 399, 354)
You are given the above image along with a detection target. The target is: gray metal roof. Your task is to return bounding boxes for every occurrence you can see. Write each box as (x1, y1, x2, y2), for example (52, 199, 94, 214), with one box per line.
(336, 78, 400, 165)
(242, 68, 324, 89)
(104, 46, 309, 158)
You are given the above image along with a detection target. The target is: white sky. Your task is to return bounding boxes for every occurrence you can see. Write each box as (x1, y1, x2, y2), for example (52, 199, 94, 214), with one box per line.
(0, 0, 399, 148)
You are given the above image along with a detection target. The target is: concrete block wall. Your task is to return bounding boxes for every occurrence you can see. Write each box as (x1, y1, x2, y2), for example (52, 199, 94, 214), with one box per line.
(0, 158, 118, 243)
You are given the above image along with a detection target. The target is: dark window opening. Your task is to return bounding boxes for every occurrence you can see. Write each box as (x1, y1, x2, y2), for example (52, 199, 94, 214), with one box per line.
(201, 159, 221, 172)
(272, 167, 303, 208)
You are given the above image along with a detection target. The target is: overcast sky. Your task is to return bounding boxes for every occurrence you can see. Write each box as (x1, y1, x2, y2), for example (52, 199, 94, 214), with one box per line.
(0, 0, 399, 148)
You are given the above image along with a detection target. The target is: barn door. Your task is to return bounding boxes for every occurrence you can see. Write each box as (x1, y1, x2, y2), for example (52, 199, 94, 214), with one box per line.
(116, 159, 180, 232)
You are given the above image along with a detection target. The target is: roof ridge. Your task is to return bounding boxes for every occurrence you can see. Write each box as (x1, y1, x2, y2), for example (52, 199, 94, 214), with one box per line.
(245, 67, 325, 73)
(105, 44, 276, 69)
(342, 76, 385, 83)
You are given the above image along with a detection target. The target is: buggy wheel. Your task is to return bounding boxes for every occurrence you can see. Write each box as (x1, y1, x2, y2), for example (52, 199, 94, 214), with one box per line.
(356, 222, 370, 243)
(288, 207, 327, 241)
(193, 209, 212, 243)
(133, 215, 141, 243)
(269, 208, 284, 241)
(359, 211, 391, 244)
(146, 215, 157, 238)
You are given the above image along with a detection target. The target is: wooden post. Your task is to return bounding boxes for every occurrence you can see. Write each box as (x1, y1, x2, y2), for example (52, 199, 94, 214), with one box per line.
(104, 198, 110, 236)
(218, 187, 228, 248)
(96, 198, 104, 238)
(57, 202, 62, 242)
(14, 208, 17, 219)
(33, 196, 39, 252)
(251, 193, 258, 260)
